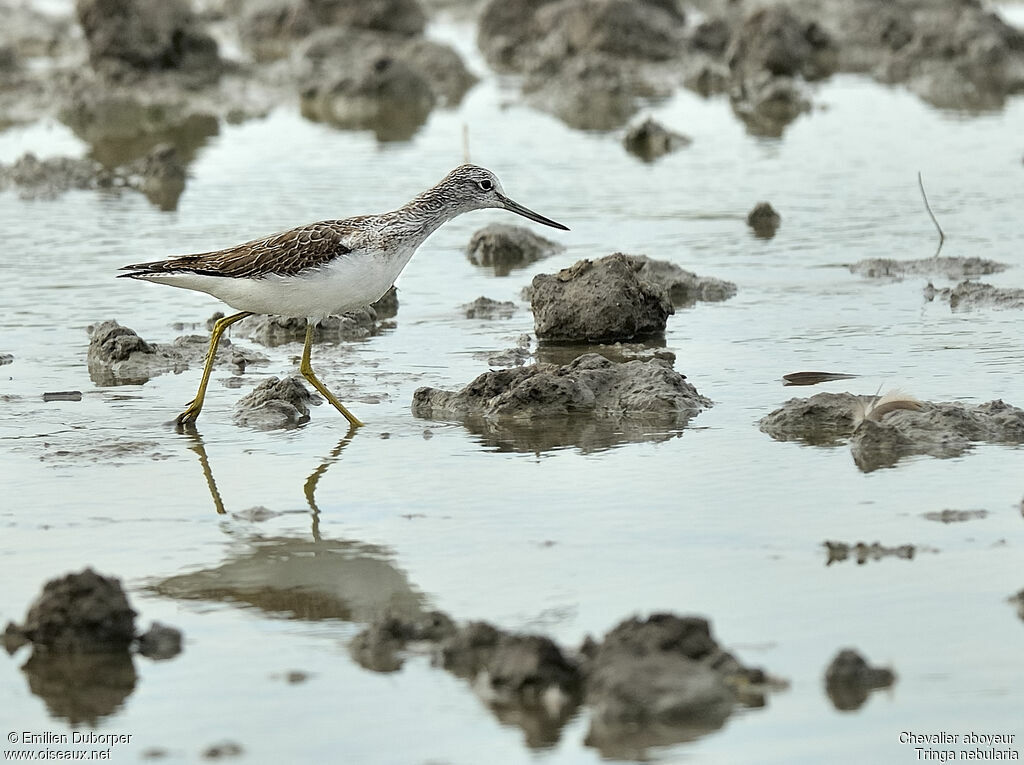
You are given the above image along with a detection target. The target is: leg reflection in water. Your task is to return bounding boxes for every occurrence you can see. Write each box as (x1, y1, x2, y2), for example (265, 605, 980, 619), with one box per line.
(184, 424, 359, 529)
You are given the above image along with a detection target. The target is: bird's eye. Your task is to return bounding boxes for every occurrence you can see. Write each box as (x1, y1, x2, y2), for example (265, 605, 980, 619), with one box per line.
(477, 179, 493, 191)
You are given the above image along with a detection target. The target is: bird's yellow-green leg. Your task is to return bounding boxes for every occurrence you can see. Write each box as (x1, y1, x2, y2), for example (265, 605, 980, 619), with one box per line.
(177, 310, 253, 427)
(300, 321, 365, 427)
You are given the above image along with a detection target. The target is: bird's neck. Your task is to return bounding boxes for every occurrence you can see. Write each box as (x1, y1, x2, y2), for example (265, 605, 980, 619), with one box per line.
(384, 184, 461, 246)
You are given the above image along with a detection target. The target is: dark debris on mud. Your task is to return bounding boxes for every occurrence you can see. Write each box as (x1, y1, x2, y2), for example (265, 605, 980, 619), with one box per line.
(824, 541, 921, 566)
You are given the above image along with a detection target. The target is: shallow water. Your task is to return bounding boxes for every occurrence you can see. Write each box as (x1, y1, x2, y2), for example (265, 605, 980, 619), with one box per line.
(2, 7, 1024, 765)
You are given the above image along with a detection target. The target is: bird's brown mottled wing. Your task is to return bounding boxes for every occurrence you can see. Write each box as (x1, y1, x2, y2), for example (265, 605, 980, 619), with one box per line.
(119, 220, 365, 279)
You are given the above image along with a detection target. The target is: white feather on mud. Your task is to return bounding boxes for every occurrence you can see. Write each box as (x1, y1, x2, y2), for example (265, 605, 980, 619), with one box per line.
(852, 390, 923, 427)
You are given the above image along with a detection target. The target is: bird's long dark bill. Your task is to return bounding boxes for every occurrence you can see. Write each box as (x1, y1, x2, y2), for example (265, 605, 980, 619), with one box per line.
(500, 195, 570, 231)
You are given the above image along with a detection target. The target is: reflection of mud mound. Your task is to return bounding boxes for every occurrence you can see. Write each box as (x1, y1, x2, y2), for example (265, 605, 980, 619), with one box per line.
(152, 537, 424, 623)
(61, 96, 220, 168)
(21, 650, 137, 726)
(444, 412, 691, 454)
(412, 353, 710, 453)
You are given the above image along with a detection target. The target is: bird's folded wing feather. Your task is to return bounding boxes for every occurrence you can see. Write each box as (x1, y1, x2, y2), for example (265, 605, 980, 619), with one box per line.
(120, 220, 365, 279)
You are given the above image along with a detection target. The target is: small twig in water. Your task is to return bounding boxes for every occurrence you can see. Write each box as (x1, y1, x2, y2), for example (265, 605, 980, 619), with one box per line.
(917, 171, 945, 257)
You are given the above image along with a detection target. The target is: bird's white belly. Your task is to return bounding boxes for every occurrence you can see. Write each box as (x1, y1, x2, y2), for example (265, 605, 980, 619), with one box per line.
(141, 248, 414, 319)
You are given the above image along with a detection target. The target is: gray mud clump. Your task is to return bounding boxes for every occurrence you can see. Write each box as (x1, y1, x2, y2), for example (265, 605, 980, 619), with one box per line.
(466, 223, 564, 277)
(760, 392, 1024, 471)
(351, 609, 777, 757)
(297, 26, 476, 140)
(725, 7, 835, 135)
(478, 0, 684, 129)
(135, 622, 183, 661)
(924, 280, 1024, 310)
(6, 569, 136, 653)
(0, 144, 187, 210)
(824, 649, 895, 711)
(87, 320, 266, 386)
(747, 202, 781, 238)
(350, 611, 457, 672)
(631, 254, 737, 307)
(76, 0, 221, 78)
(413, 353, 710, 420)
(463, 297, 516, 320)
(413, 354, 710, 452)
(850, 256, 1006, 279)
(581, 614, 771, 758)
(802, 0, 1024, 110)
(233, 376, 320, 430)
(623, 117, 691, 162)
(531, 253, 674, 342)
